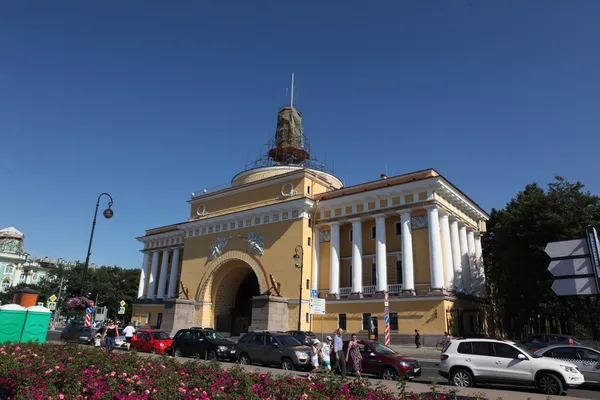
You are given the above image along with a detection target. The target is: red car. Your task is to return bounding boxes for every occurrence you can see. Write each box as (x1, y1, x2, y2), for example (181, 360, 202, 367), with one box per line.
(342, 340, 421, 380)
(133, 329, 173, 354)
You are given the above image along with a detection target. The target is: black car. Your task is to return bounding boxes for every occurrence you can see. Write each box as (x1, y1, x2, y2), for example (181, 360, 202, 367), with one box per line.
(286, 330, 318, 346)
(171, 329, 237, 361)
(518, 334, 581, 352)
(60, 325, 95, 344)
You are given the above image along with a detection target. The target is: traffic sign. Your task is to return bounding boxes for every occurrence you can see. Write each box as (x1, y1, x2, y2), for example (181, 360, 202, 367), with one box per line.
(49, 294, 57, 302)
(309, 298, 326, 315)
(552, 277, 598, 296)
(37, 302, 44, 307)
(548, 258, 594, 277)
(384, 306, 389, 314)
(48, 302, 56, 311)
(118, 307, 126, 315)
(86, 307, 93, 315)
(384, 301, 389, 307)
(384, 315, 390, 324)
(310, 290, 318, 299)
(119, 300, 126, 307)
(545, 239, 589, 259)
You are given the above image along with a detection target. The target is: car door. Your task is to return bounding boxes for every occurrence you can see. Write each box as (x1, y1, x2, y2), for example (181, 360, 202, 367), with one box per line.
(360, 343, 379, 376)
(576, 347, 600, 383)
(178, 330, 195, 357)
(193, 331, 208, 358)
(492, 342, 532, 383)
(246, 334, 266, 364)
(467, 341, 499, 380)
(264, 335, 284, 365)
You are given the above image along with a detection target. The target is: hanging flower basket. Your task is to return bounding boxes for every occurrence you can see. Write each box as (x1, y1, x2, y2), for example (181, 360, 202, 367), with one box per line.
(66, 296, 94, 311)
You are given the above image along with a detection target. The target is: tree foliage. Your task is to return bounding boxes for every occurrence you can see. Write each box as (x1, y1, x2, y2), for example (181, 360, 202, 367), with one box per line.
(483, 177, 600, 339)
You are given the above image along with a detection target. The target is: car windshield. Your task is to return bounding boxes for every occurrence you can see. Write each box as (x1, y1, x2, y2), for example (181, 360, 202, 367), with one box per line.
(276, 335, 302, 347)
(372, 343, 397, 355)
(515, 343, 541, 358)
(203, 331, 226, 340)
(152, 331, 170, 340)
(305, 332, 315, 337)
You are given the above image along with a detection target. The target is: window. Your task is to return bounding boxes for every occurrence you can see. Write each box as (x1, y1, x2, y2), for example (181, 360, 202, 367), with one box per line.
(308, 218, 312, 227)
(578, 348, 600, 362)
(338, 314, 347, 330)
(180, 330, 193, 341)
(306, 279, 310, 289)
(238, 334, 250, 343)
(307, 186, 311, 194)
(389, 312, 399, 331)
(4, 264, 14, 275)
(395, 222, 402, 236)
(146, 313, 152, 324)
(371, 263, 377, 286)
(250, 334, 265, 346)
(550, 347, 579, 360)
(308, 237, 312, 246)
(362, 313, 371, 330)
(471, 342, 494, 356)
(306, 313, 310, 323)
(493, 343, 522, 359)
(395, 260, 403, 284)
(32, 273, 39, 281)
(349, 229, 353, 242)
(371, 226, 376, 239)
(348, 264, 352, 287)
(457, 342, 472, 354)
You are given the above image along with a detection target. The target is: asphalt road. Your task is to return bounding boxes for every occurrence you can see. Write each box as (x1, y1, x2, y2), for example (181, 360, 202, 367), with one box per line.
(44, 329, 600, 399)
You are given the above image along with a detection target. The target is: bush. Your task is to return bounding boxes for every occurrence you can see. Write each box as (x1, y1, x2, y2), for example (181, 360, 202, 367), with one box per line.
(0, 343, 477, 399)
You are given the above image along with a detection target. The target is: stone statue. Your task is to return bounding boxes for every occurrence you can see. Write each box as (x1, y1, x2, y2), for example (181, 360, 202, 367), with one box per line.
(208, 236, 232, 261)
(238, 232, 264, 256)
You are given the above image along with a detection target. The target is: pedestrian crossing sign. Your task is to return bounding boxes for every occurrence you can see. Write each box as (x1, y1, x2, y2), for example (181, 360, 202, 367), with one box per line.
(118, 306, 125, 315)
(37, 302, 44, 307)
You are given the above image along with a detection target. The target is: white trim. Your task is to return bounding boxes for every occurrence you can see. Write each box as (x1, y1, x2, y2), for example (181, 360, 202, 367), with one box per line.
(325, 295, 452, 304)
(436, 181, 488, 220)
(137, 230, 184, 244)
(340, 250, 401, 261)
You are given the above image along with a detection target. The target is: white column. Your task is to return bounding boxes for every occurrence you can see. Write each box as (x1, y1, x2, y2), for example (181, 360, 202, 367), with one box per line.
(450, 219, 463, 292)
(25, 271, 31, 284)
(157, 249, 170, 299)
(168, 247, 181, 298)
(137, 252, 151, 299)
(439, 211, 455, 290)
(398, 210, 415, 293)
(374, 214, 388, 292)
(467, 230, 477, 295)
(459, 225, 471, 293)
(329, 223, 341, 297)
(426, 206, 444, 291)
(12, 267, 22, 287)
(312, 226, 320, 291)
(474, 232, 486, 297)
(147, 251, 160, 299)
(350, 219, 363, 295)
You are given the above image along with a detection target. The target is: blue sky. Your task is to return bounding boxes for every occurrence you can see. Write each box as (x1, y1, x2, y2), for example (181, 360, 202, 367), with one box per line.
(1, 1, 599, 269)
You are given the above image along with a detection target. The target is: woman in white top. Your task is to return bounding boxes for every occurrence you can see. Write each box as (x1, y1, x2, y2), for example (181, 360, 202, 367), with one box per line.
(122, 321, 136, 351)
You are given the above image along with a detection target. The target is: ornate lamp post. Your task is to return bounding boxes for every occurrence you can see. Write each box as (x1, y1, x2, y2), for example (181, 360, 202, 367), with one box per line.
(293, 245, 304, 331)
(81, 193, 114, 295)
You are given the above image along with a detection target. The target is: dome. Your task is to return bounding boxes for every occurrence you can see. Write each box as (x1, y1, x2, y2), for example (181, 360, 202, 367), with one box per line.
(231, 165, 343, 189)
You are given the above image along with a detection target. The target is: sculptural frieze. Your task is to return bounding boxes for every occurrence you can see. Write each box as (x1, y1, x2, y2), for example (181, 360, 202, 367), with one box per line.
(208, 236, 232, 261)
(238, 232, 264, 256)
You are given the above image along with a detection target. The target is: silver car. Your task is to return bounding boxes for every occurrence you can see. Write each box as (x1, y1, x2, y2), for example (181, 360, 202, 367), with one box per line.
(535, 344, 600, 383)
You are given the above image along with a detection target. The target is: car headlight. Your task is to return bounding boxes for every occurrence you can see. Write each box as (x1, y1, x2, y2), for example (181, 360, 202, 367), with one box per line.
(560, 365, 579, 374)
(218, 346, 228, 351)
(159, 343, 165, 347)
(397, 361, 409, 367)
(295, 351, 308, 359)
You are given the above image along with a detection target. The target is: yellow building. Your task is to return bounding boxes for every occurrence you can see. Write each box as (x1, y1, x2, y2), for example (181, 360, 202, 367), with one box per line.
(132, 105, 490, 344)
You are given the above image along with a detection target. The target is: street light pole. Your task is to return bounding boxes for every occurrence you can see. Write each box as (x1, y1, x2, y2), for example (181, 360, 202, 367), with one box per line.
(293, 245, 304, 331)
(81, 193, 114, 296)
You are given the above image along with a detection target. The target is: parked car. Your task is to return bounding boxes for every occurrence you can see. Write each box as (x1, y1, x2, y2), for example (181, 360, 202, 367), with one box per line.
(343, 340, 421, 380)
(286, 330, 318, 346)
(171, 329, 237, 361)
(133, 329, 173, 354)
(60, 325, 95, 344)
(236, 331, 312, 371)
(439, 338, 584, 395)
(535, 345, 600, 384)
(191, 326, 214, 330)
(518, 334, 580, 352)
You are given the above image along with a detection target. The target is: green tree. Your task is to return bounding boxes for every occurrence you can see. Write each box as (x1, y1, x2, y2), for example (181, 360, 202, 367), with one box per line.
(483, 177, 600, 339)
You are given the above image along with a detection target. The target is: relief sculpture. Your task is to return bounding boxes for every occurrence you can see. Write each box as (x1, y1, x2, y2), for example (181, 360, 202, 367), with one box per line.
(208, 236, 232, 261)
(238, 232, 264, 256)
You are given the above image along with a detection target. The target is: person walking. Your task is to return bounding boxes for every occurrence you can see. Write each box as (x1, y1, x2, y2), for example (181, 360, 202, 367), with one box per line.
(320, 336, 333, 372)
(309, 339, 321, 376)
(333, 328, 346, 378)
(414, 329, 421, 348)
(346, 333, 362, 377)
(122, 321, 136, 351)
(102, 320, 119, 353)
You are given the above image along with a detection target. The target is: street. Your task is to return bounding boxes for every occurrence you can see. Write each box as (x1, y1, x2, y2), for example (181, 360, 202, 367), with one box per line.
(45, 329, 600, 399)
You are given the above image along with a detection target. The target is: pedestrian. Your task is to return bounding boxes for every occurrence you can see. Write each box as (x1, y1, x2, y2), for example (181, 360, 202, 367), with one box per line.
(94, 333, 102, 348)
(346, 333, 362, 377)
(320, 336, 332, 372)
(310, 339, 321, 375)
(122, 321, 136, 351)
(102, 320, 119, 353)
(414, 329, 421, 348)
(333, 328, 346, 378)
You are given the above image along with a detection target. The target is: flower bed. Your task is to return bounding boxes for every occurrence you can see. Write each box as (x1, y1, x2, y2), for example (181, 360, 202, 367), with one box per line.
(0, 343, 479, 400)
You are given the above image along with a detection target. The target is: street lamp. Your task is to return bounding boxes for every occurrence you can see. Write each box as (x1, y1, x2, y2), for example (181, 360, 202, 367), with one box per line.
(81, 193, 114, 295)
(293, 245, 304, 331)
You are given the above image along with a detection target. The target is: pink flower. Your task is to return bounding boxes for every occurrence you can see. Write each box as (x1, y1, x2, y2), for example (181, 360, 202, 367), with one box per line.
(58, 395, 65, 399)
(110, 371, 116, 377)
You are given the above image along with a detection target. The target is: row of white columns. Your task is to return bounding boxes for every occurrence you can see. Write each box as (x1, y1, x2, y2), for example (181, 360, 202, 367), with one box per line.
(312, 205, 485, 297)
(137, 247, 181, 300)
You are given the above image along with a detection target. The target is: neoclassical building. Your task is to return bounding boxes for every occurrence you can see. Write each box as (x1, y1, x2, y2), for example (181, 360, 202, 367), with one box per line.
(132, 105, 490, 340)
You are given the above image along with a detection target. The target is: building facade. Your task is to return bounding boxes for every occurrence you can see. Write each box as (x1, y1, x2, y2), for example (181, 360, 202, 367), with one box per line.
(132, 106, 490, 340)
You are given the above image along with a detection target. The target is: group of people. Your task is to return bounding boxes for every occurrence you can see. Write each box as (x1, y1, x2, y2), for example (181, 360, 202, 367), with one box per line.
(93, 320, 136, 353)
(308, 328, 363, 378)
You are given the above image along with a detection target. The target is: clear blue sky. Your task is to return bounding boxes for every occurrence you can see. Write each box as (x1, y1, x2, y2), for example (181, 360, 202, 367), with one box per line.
(1, 1, 599, 270)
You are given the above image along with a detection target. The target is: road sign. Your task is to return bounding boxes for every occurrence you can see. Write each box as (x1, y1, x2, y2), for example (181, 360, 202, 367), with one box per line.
(48, 302, 56, 311)
(310, 289, 318, 299)
(384, 301, 389, 307)
(309, 298, 326, 315)
(552, 277, 598, 296)
(86, 307, 93, 315)
(119, 300, 126, 307)
(384, 306, 389, 313)
(49, 294, 57, 302)
(549, 258, 594, 277)
(383, 291, 390, 345)
(384, 315, 390, 324)
(37, 302, 44, 307)
(545, 239, 589, 259)
(118, 307, 126, 315)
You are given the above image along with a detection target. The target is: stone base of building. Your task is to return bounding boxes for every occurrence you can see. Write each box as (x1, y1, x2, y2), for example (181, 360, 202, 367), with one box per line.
(248, 295, 289, 332)
(161, 298, 196, 337)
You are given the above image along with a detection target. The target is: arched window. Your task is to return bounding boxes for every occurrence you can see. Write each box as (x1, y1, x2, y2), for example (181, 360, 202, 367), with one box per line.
(4, 264, 14, 275)
(0, 278, 11, 293)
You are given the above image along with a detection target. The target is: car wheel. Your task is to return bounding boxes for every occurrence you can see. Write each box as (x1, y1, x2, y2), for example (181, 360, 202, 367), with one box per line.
(537, 372, 563, 395)
(173, 348, 183, 357)
(238, 353, 251, 365)
(381, 367, 397, 381)
(281, 358, 294, 371)
(450, 368, 474, 387)
(207, 350, 217, 361)
(150, 348, 156, 354)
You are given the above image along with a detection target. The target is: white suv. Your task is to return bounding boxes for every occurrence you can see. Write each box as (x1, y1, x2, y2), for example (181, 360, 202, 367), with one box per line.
(439, 338, 584, 395)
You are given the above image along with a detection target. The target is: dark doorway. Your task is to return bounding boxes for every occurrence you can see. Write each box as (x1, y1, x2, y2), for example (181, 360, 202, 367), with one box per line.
(231, 272, 260, 336)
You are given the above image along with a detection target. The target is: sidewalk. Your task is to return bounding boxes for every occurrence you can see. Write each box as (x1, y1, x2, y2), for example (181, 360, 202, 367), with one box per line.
(388, 344, 442, 362)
